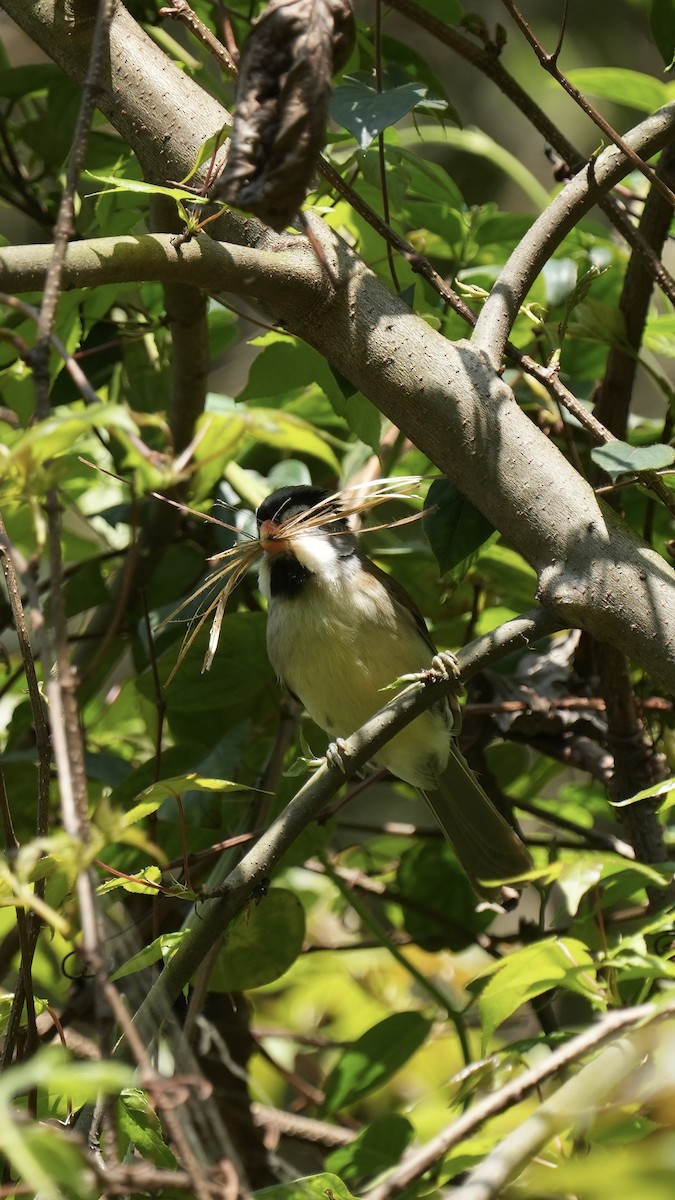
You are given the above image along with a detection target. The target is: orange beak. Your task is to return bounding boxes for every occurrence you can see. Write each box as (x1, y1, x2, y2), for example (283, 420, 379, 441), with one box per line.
(259, 518, 291, 556)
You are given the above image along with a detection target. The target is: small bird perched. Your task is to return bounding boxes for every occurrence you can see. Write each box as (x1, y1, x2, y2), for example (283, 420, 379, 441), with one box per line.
(256, 484, 532, 900)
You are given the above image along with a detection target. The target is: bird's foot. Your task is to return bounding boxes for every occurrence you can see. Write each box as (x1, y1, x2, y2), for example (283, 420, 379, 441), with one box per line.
(421, 651, 464, 693)
(325, 737, 352, 774)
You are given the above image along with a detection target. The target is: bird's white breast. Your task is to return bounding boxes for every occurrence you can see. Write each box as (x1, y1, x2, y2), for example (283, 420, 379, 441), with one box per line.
(259, 536, 451, 787)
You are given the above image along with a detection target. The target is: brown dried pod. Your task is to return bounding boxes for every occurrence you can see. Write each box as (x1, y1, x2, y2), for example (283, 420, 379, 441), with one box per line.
(213, 0, 355, 231)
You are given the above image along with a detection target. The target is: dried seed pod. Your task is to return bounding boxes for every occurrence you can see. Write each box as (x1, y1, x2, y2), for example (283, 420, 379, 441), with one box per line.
(213, 0, 355, 231)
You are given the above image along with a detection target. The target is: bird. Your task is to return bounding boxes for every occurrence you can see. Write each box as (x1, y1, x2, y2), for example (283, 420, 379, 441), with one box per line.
(255, 483, 532, 900)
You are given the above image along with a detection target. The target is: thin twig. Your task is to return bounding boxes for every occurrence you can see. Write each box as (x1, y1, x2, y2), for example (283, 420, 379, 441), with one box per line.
(0, 515, 52, 1069)
(374, 0, 400, 291)
(515, 800, 635, 859)
(32, 0, 117, 415)
(501, 0, 675, 209)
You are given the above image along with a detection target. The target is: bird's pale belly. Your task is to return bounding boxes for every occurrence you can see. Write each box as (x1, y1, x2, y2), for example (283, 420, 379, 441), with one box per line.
(266, 581, 451, 788)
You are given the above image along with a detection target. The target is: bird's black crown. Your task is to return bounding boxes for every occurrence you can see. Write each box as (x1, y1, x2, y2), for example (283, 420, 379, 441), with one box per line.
(256, 485, 347, 531)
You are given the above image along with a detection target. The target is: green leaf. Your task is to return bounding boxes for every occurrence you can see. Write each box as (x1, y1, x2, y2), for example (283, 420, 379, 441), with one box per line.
(424, 478, 497, 578)
(0, 1124, 93, 1200)
(10, 403, 139, 464)
(43, 1058, 134, 1100)
(399, 126, 551, 210)
(180, 123, 231, 185)
(558, 264, 608, 344)
(207, 304, 239, 358)
(97, 865, 163, 895)
(643, 312, 675, 356)
(567, 298, 627, 348)
(650, 0, 675, 68)
(126, 773, 248, 825)
(209, 888, 305, 991)
(147, 612, 276, 746)
(527, 1134, 675, 1200)
(327, 368, 382, 452)
(111, 930, 187, 981)
(237, 333, 355, 434)
(567, 67, 672, 113)
(0, 64, 64, 100)
(255, 1174, 359, 1200)
(326, 1115, 414, 1185)
(331, 77, 436, 149)
(118, 1089, 176, 1169)
(610, 775, 675, 809)
(588, 857, 673, 908)
(478, 938, 604, 1048)
(591, 440, 675, 480)
(0, 993, 49, 1034)
(321, 1012, 432, 1115)
(244, 407, 340, 470)
(84, 170, 203, 203)
(554, 859, 604, 918)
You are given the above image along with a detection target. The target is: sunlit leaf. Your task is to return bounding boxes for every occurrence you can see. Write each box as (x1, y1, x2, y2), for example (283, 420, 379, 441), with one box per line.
(567, 67, 672, 112)
(0, 994, 50, 1034)
(84, 170, 204, 203)
(97, 865, 164, 895)
(611, 775, 675, 810)
(125, 773, 248, 825)
(478, 938, 605, 1048)
(111, 930, 187, 981)
(255, 1174, 359, 1200)
(118, 1089, 176, 1169)
(243, 407, 341, 469)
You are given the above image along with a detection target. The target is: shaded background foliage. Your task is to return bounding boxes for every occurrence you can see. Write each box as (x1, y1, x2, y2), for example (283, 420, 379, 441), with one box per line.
(0, 1, 674, 1198)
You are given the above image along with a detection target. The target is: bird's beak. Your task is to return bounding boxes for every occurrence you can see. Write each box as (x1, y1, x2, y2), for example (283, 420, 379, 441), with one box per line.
(259, 518, 291, 555)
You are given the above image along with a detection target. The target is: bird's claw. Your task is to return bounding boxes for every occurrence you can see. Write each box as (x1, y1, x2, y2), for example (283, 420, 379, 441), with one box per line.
(325, 737, 351, 774)
(422, 651, 464, 693)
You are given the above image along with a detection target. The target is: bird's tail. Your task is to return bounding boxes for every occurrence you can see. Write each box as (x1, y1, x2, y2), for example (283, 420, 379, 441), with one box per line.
(425, 747, 533, 902)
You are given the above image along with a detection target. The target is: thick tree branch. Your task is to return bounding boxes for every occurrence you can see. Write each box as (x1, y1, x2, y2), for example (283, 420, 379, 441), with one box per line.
(0, 233, 322, 307)
(472, 103, 675, 364)
(3, 0, 675, 696)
